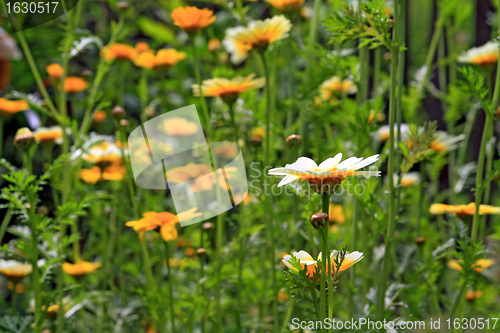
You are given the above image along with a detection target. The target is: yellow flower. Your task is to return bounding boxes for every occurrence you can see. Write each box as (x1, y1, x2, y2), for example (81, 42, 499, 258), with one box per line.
(46, 63, 63, 79)
(62, 261, 102, 277)
(429, 203, 500, 216)
(448, 259, 494, 273)
(223, 15, 292, 64)
(318, 76, 357, 103)
(79, 165, 126, 183)
(159, 117, 199, 137)
(458, 41, 499, 67)
(269, 153, 381, 194)
(93, 110, 107, 123)
(43, 304, 70, 317)
(268, 0, 305, 12)
(171, 6, 216, 34)
(208, 38, 221, 52)
(102, 43, 138, 61)
(126, 209, 201, 242)
(328, 204, 345, 224)
(34, 126, 64, 144)
(192, 74, 265, 105)
(83, 141, 122, 166)
(0, 260, 32, 281)
(61, 77, 88, 93)
(79, 166, 102, 184)
(0, 98, 28, 117)
(466, 290, 483, 301)
(134, 49, 187, 70)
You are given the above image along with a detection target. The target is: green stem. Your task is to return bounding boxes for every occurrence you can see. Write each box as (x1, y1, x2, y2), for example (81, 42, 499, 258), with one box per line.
(0, 117, 3, 158)
(308, 0, 322, 49)
(450, 281, 467, 317)
(190, 36, 212, 140)
(376, 46, 399, 321)
(0, 207, 13, 245)
(457, 108, 478, 166)
(319, 193, 330, 328)
(260, 52, 272, 168)
(215, 213, 224, 331)
(164, 242, 176, 333)
(28, 206, 41, 332)
(228, 103, 240, 145)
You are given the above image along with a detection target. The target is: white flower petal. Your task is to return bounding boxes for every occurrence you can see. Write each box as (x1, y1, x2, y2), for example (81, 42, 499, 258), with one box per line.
(278, 175, 298, 187)
(292, 157, 318, 171)
(318, 153, 342, 171)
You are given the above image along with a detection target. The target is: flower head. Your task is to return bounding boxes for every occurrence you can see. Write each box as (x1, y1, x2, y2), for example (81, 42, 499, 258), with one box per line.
(223, 15, 292, 64)
(394, 172, 421, 187)
(83, 141, 122, 166)
(269, 153, 381, 194)
(0, 98, 28, 117)
(134, 49, 187, 70)
(192, 74, 265, 105)
(458, 41, 499, 67)
(430, 203, 500, 216)
(46, 63, 63, 79)
(318, 76, 357, 102)
(0, 260, 32, 281)
(430, 131, 464, 153)
(268, 0, 305, 12)
(93, 110, 107, 123)
(135, 42, 151, 54)
(375, 124, 410, 142)
(448, 259, 494, 273)
(171, 6, 216, 35)
(102, 43, 138, 61)
(61, 77, 88, 93)
(34, 126, 64, 144)
(159, 117, 199, 137)
(208, 38, 221, 52)
(62, 261, 101, 278)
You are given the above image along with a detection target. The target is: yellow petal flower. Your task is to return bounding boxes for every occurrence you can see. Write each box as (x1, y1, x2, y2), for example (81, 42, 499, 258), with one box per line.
(171, 6, 215, 34)
(62, 261, 101, 277)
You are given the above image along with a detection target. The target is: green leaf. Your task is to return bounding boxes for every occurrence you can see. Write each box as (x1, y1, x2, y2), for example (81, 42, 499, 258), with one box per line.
(137, 17, 176, 44)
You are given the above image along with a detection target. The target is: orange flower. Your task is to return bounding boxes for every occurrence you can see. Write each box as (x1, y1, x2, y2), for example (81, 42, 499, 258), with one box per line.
(83, 141, 122, 166)
(126, 209, 201, 242)
(0, 98, 28, 117)
(159, 117, 199, 137)
(328, 204, 345, 224)
(192, 74, 265, 105)
(448, 259, 494, 273)
(208, 38, 221, 52)
(6, 281, 26, 293)
(79, 166, 101, 184)
(135, 41, 151, 54)
(102, 43, 138, 61)
(46, 63, 63, 79)
(61, 77, 88, 93)
(93, 110, 107, 123)
(79, 165, 126, 183)
(134, 49, 187, 70)
(466, 290, 484, 301)
(268, 0, 305, 12)
(34, 126, 64, 144)
(62, 261, 102, 277)
(429, 203, 500, 216)
(171, 6, 216, 34)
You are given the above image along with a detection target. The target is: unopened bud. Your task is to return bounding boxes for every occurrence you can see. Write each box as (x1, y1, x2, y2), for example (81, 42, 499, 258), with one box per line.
(196, 248, 207, 258)
(119, 119, 129, 128)
(37, 206, 49, 216)
(286, 134, 302, 148)
(202, 222, 215, 230)
(414, 237, 426, 246)
(112, 106, 125, 120)
(81, 70, 93, 78)
(117, 1, 129, 12)
(14, 128, 36, 148)
(250, 137, 262, 147)
(310, 212, 328, 229)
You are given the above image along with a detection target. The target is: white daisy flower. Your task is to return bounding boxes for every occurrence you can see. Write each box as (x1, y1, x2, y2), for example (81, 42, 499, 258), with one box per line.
(394, 172, 421, 187)
(431, 131, 464, 153)
(457, 41, 499, 67)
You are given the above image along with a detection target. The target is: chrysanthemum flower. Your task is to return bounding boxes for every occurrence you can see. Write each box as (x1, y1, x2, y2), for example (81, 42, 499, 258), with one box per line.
(79, 165, 126, 184)
(448, 259, 494, 273)
(192, 74, 265, 105)
(0, 260, 32, 281)
(223, 15, 292, 64)
(171, 6, 216, 35)
(135, 42, 151, 54)
(430, 203, 500, 216)
(268, 0, 305, 12)
(61, 77, 88, 93)
(134, 49, 187, 70)
(6, 281, 26, 293)
(318, 76, 357, 102)
(167, 163, 236, 193)
(394, 172, 421, 187)
(34, 126, 64, 144)
(159, 117, 199, 137)
(269, 153, 381, 194)
(375, 124, 410, 142)
(102, 43, 138, 61)
(429, 131, 464, 153)
(79, 166, 102, 184)
(126, 208, 201, 241)
(458, 41, 499, 67)
(208, 38, 221, 52)
(62, 261, 102, 278)
(0, 98, 28, 117)
(282, 249, 363, 280)
(83, 141, 122, 166)
(46, 63, 63, 79)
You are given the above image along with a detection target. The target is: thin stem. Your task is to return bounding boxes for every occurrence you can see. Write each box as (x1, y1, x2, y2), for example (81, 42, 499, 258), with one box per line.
(308, 0, 322, 49)
(228, 103, 240, 145)
(190, 36, 212, 140)
(0, 207, 13, 244)
(260, 52, 272, 167)
(164, 242, 176, 333)
(215, 213, 224, 331)
(376, 46, 398, 320)
(457, 108, 478, 166)
(319, 193, 330, 328)
(0, 117, 3, 158)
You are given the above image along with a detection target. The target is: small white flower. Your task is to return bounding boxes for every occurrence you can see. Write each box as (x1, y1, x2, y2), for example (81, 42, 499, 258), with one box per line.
(458, 41, 499, 66)
(394, 172, 421, 187)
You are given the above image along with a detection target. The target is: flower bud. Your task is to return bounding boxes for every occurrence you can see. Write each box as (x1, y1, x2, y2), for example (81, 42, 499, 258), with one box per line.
(285, 134, 302, 148)
(202, 222, 215, 230)
(119, 119, 129, 128)
(37, 206, 49, 216)
(112, 106, 125, 120)
(196, 248, 207, 259)
(117, 1, 129, 12)
(13, 128, 36, 149)
(81, 70, 93, 78)
(414, 237, 426, 246)
(250, 137, 262, 148)
(310, 212, 329, 229)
